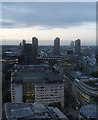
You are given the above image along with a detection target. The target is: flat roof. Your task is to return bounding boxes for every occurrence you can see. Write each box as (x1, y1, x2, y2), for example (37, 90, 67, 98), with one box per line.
(11, 107, 33, 118)
(5, 103, 34, 119)
(51, 107, 68, 119)
(80, 104, 98, 119)
(5, 103, 68, 120)
(12, 65, 63, 84)
(33, 103, 47, 113)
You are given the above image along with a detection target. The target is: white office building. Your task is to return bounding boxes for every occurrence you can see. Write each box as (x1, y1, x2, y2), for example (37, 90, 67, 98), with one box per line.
(11, 65, 64, 107)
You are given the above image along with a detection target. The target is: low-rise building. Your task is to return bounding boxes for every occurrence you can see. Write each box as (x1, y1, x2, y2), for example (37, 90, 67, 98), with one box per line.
(4, 102, 68, 120)
(63, 71, 98, 107)
(72, 77, 98, 106)
(79, 104, 98, 120)
(82, 56, 96, 75)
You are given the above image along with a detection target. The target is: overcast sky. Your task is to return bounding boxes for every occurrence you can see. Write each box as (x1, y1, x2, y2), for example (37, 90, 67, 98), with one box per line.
(1, 2, 96, 45)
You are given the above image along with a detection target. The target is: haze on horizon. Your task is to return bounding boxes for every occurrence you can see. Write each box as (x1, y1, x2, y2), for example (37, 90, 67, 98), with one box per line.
(1, 2, 96, 45)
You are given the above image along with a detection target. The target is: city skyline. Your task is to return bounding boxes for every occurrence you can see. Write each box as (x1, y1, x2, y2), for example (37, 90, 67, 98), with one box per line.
(1, 2, 96, 45)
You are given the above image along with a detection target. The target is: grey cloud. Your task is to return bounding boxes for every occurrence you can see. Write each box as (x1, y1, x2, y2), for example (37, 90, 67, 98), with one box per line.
(2, 2, 96, 28)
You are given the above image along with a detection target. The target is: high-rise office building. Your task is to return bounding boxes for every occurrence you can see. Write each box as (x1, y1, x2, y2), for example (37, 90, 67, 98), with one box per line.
(22, 39, 26, 45)
(75, 39, 81, 56)
(53, 37, 60, 56)
(19, 40, 26, 51)
(70, 41, 74, 54)
(70, 41, 74, 48)
(19, 40, 27, 64)
(24, 43, 33, 64)
(32, 37, 38, 59)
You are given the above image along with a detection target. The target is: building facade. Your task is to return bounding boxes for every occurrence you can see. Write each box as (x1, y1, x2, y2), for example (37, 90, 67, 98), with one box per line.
(72, 77, 98, 106)
(63, 71, 98, 108)
(75, 39, 81, 56)
(11, 65, 64, 107)
(54, 37, 60, 56)
(23, 43, 33, 64)
(32, 37, 38, 59)
(82, 56, 96, 75)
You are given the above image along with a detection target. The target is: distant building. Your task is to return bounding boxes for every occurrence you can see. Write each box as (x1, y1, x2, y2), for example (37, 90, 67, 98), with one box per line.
(70, 41, 74, 53)
(70, 41, 74, 48)
(11, 65, 64, 107)
(19, 40, 33, 64)
(54, 37, 60, 56)
(23, 44, 33, 64)
(75, 39, 81, 56)
(4, 102, 68, 120)
(22, 39, 26, 45)
(82, 56, 96, 75)
(38, 55, 63, 65)
(32, 37, 38, 59)
(67, 50, 74, 55)
(79, 104, 98, 120)
(20, 39, 26, 47)
(19, 37, 38, 64)
(19, 39, 26, 55)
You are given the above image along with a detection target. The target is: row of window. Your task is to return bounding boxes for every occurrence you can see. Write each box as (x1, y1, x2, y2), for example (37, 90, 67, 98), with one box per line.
(36, 96, 62, 99)
(35, 93, 64, 97)
(36, 86, 63, 89)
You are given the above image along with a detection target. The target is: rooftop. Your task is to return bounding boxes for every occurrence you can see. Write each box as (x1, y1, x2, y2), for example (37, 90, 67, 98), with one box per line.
(5, 102, 68, 120)
(11, 65, 63, 84)
(80, 104, 98, 119)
